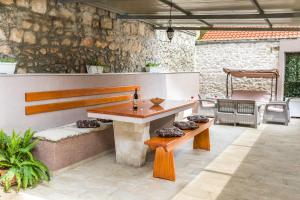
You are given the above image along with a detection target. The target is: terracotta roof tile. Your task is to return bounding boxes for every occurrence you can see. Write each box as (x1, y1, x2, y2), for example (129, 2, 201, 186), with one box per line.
(200, 30, 300, 41)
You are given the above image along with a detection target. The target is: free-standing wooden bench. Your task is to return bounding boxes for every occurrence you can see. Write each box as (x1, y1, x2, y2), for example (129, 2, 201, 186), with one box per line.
(144, 118, 214, 181)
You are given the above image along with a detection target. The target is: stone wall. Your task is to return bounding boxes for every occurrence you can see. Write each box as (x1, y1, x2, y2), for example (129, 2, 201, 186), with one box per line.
(155, 30, 195, 72)
(0, 0, 157, 73)
(195, 40, 280, 98)
(0, 0, 196, 73)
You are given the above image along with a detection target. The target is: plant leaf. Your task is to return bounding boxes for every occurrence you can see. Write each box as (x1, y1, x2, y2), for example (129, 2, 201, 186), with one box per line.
(0, 161, 12, 168)
(0, 152, 8, 162)
(22, 166, 29, 189)
(15, 171, 22, 191)
(19, 139, 39, 155)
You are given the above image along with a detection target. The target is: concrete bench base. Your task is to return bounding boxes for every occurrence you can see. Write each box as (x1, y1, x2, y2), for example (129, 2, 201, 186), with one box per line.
(33, 126, 114, 171)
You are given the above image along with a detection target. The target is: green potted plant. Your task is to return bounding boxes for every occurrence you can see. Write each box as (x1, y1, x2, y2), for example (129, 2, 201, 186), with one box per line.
(0, 129, 50, 192)
(86, 58, 110, 74)
(0, 57, 17, 74)
(102, 65, 111, 73)
(144, 62, 160, 73)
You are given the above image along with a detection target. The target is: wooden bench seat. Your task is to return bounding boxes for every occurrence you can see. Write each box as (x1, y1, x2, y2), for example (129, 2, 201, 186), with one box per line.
(25, 85, 140, 171)
(144, 118, 214, 181)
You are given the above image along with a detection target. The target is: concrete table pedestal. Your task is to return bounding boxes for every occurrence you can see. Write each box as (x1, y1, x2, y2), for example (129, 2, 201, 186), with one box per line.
(113, 113, 186, 167)
(113, 121, 150, 167)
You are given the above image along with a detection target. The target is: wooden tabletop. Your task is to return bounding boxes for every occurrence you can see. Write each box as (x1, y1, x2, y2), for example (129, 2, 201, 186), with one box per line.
(87, 99, 196, 119)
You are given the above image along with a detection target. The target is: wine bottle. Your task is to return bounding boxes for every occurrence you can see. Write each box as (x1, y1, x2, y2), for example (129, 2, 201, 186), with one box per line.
(133, 88, 138, 110)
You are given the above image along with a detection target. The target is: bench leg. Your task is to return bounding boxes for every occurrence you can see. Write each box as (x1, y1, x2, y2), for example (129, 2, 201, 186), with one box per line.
(153, 147, 176, 181)
(193, 128, 210, 151)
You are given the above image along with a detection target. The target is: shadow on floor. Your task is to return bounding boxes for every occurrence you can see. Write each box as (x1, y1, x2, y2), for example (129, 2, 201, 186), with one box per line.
(215, 120, 300, 200)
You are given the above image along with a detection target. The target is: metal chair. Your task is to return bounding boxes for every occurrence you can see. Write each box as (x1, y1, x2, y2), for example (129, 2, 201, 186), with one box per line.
(263, 98, 291, 126)
(198, 95, 217, 117)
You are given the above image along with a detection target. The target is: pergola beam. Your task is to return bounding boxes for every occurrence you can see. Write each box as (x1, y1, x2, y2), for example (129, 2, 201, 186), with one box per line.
(158, 0, 212, 27)
(118, 12, 300, 20)
(154, 26, 300, 31)
(250, 0, 272, 28)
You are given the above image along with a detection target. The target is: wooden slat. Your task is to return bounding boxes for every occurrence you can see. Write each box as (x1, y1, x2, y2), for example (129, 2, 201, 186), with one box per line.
(25, 85, 140, 102)
(25, 95, 132, 115)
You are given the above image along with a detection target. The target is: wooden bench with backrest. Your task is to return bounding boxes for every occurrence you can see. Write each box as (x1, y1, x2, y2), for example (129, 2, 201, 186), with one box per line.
(25, 85, 140, 171)
(144, 118, 214, 181)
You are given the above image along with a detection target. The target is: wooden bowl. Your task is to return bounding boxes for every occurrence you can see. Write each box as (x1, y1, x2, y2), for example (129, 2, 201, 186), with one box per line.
(150, 98, 165, 106)
(150, 105, 164, 111)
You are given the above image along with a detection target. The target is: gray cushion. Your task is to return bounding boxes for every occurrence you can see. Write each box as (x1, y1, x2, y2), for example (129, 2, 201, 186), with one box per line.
(173, 121, 199, 130)
(76, 120, 101, 128)
(155, 127, 184, 137)
(187, 115, 209, 123)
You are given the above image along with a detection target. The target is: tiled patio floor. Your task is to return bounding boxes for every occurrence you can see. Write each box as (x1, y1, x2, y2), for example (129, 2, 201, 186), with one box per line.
(16, 125, 245, 200)
(174, 119, 300, 200)
(1, 119, 299, 200)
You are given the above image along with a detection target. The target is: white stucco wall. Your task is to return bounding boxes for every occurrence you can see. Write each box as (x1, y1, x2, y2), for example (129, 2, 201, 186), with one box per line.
(0, 73, 199, 132)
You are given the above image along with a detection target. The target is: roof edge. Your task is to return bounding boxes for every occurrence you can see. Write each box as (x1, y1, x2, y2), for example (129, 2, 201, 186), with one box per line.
(196, 38, 286, 45)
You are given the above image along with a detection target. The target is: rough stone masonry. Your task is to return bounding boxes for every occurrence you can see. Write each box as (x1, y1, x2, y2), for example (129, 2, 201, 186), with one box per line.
(0, 0, 195, 73)
(195, 40, 280, 97)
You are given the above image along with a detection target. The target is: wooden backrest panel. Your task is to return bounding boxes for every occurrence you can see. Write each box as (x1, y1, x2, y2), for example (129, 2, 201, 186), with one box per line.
(25, 85, 140, 115)
(25, 85, 140, 102)
(25, 95, 132, 115)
